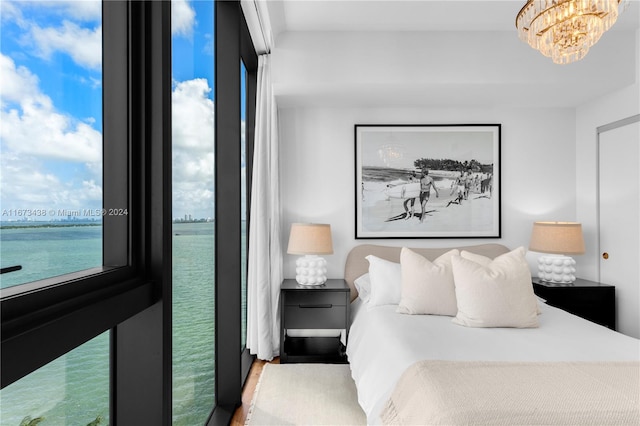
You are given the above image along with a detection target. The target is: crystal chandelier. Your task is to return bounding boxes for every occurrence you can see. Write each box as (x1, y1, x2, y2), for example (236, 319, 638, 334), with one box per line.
(516, 0, 625, 64)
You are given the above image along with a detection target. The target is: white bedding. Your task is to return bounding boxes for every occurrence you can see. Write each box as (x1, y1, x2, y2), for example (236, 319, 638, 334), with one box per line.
(346, 299, 640, 424)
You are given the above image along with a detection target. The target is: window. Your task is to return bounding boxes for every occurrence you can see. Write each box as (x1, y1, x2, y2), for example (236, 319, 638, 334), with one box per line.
(0, 3, 113, 422)
(171, 1, 216, 423)
(1, 0, 157, 418)
(0, 0, 103, 289)
(0, 332, 109, 425)
(172, 1, 257, 424)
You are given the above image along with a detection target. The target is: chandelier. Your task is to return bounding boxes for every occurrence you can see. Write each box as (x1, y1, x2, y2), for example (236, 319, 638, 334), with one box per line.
(516, 0, 625, 64)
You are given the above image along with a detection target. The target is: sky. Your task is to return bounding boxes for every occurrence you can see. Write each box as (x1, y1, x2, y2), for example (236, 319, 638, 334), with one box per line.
(358, 127, 497, 169)
(1, 0, 230, 221)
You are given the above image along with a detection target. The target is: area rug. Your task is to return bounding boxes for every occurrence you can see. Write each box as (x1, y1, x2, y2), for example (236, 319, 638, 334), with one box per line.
(246, 363, 367, 425)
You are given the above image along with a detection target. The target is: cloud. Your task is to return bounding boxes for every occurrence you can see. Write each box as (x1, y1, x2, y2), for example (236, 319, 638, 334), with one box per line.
(0, 1, 25, 25)
(0, 54, 42, 104)
(1, 1, 102, 70)
(202, 33, 214, 56)
(30, 20, 102, 70)
(2, 1, 101, 23)
(172, 78, 214, 150)
(80, 179, 102, 201)
(0, 153, 62, 205)
(42, 0, 102, 22)
(0, 152, 102, 212)
(172, 78, 215, 218)
(172, 0, 196, 38)
(0, 54, 102, 213)
(0, 53, 101, 164)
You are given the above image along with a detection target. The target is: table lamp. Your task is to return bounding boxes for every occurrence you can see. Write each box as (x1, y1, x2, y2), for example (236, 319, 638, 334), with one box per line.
(287, 223, 333, 285)
(529, 221, 585, 284)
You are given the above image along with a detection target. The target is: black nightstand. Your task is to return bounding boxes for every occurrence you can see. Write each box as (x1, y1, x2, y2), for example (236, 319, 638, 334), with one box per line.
(280, 279, 350, 364)
(533, 278, 615, 330)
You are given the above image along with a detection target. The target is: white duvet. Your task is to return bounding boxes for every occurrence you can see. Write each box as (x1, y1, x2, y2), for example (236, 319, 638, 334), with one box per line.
(346, 299, 640, 424)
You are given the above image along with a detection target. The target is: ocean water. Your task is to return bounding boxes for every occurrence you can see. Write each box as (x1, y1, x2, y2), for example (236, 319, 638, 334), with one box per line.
(0, 222, 218, 425)
(0, 331, 109, 426)
(171, 222, 215, 425)
(0, 224, 103, 289)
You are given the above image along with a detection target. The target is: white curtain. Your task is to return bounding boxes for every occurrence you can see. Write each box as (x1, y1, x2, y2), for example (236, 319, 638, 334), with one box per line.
(247, 54, 282, 360)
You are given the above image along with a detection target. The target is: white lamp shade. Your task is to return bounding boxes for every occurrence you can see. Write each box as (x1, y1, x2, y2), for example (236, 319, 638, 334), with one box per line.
(529, 222, 585, 255)
(287, 223, 333, 255)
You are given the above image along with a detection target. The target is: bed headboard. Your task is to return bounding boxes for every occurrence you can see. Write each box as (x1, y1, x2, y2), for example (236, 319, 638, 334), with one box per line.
(344, 243, 510, 302)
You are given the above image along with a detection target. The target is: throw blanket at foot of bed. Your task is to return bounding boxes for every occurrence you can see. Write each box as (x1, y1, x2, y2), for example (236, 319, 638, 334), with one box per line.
(381, 360, 640, 425)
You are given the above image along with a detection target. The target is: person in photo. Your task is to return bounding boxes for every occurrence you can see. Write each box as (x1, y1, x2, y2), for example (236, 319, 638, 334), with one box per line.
(403, 171, 418, 220)
(419, 169, 439, 223)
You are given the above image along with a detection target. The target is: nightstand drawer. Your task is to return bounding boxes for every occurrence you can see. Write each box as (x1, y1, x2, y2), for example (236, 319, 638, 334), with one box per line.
(284, 291, 346, 307)
(284, 305, 347, 329)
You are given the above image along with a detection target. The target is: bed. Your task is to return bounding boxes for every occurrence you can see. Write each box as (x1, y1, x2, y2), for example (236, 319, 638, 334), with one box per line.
(344, 244, 640, 425)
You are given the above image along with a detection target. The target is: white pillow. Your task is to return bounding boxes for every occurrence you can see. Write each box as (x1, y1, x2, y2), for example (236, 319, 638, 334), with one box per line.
(354, 273, 372, 304)
(461, 249, 542, 315)
(365, 255, 402, 307)
(397, 248, 459, 316)
(451, 247, 539, 328)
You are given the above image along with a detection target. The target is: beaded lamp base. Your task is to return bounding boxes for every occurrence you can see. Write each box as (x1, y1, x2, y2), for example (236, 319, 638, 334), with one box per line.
(537, 255, 577, 283)
(295, 255, 328, 286)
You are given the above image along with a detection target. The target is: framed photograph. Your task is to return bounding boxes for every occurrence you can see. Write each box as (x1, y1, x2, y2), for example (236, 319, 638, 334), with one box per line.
(355, 124, 501, 239)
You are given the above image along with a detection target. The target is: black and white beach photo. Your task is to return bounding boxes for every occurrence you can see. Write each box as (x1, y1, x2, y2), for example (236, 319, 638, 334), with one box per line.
(355, 124, 501, 238)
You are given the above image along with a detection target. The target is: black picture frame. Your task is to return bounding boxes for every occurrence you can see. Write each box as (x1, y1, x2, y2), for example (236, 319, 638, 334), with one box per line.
(355, 124, 501, 239)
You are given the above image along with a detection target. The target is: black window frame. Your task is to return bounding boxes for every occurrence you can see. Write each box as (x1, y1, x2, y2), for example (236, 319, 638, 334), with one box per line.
(209, 1, 258, 424)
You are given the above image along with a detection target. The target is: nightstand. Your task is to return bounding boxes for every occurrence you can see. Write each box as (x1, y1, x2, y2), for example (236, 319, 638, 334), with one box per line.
(532, 278, 615, 330)
(280, 279, 350, 364)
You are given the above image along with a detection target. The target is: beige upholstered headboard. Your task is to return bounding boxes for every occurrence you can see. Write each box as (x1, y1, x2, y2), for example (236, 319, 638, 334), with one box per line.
(344, 243, 510, 302)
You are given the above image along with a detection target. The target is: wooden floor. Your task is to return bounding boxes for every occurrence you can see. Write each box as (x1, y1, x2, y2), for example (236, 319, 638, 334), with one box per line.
(230, 357, 280, 426)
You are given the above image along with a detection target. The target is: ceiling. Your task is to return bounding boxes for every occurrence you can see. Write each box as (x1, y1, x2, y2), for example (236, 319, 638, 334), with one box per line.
(267, 0, 640, 35)
(261, 1, 640, 108)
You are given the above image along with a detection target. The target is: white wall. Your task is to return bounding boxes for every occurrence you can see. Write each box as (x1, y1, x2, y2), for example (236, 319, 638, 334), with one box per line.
(279, 106, 576, 279)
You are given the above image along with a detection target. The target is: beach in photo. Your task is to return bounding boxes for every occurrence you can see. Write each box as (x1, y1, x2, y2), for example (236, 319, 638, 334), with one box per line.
(359, 168, 496, 237)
